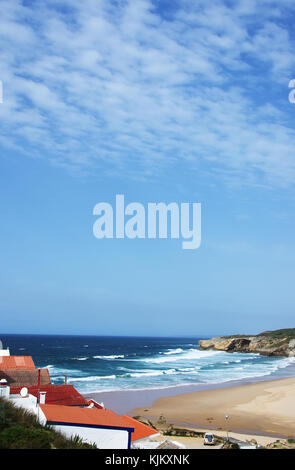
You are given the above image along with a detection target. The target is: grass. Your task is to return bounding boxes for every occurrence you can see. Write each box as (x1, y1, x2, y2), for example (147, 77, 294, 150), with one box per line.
(220, 328, 295, 340)
(258, 328, 295, 338)
(220, 335, 251, 339)
(0, 397, 96, 449)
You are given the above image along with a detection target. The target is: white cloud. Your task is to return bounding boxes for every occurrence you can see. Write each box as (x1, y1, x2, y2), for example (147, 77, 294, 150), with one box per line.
(0, 0, 295, 187)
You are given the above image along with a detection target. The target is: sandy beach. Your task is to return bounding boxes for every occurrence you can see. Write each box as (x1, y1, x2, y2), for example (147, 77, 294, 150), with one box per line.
(130, 377, 295, 438)
(85, 376, 295, 441)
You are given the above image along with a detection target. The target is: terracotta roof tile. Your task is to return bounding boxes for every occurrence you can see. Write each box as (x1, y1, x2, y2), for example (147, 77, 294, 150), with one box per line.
(40, 404, 135, 431)
(0, 356, 35, 370)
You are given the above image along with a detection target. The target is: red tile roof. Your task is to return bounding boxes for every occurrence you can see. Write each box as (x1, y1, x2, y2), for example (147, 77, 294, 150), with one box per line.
(0, 356, 35, 370)
(40, 404, 135, 431)
(122, 415, 159, 441)
(10, 384, 87, 406)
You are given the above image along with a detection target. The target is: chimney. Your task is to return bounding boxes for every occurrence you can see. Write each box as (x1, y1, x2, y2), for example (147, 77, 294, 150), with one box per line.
(0, 379, 10, 398)
(37, 369, 41, 387)
(39, 391, 46, 404)
(64, 375, 67, 385)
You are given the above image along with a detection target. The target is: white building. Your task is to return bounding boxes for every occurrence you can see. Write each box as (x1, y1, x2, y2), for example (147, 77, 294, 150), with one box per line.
(39, 404, 135, 449)
(1, 373, 159, 450)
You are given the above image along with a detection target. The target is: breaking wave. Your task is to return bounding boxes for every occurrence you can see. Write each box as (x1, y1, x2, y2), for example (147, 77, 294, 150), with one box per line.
(93, 355, 125, 360)
(163, 348, 184, 355)
(141, 349, 222, 364)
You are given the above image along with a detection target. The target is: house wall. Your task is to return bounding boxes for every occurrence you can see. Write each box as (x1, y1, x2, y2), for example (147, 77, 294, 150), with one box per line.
(0, 349, 10, 357)
(51, 424, 130, 449)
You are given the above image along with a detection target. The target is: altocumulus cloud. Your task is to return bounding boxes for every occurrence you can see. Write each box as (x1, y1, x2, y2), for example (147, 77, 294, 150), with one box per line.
(1, 0, 295, 186)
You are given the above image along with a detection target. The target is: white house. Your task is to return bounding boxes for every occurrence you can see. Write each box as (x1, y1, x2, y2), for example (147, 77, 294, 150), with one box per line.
(1, 369, 158, 450)
(39, 404, 135, 449)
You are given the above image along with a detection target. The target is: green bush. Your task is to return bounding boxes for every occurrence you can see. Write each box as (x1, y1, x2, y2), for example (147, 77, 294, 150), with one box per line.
(0, 425, 52, 449)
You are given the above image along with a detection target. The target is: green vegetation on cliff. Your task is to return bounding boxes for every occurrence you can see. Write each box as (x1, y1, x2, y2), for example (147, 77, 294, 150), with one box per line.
(258, 328, 295, 338)
(220, 328, 295, 340)
(0, 398, 96, 449)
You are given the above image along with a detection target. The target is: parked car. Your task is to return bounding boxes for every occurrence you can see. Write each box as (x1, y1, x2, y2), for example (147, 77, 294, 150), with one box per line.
(204, 432, 215, 445)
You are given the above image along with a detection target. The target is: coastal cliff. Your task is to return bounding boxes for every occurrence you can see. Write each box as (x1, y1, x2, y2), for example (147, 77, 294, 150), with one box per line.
(199, 328, 295, 357)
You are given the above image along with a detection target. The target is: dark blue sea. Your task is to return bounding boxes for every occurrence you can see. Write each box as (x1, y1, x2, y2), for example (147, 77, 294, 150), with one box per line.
(1, 334, 294, 395)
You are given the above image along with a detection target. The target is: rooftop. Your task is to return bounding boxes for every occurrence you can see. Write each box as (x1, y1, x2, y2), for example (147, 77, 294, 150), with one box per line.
(0, 356, 35, 370)
(40, 404, 135, 431)
(10, 384, 87, 406)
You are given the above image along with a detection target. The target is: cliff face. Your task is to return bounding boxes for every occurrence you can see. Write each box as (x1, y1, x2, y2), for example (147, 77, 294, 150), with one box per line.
(199, 332, 295, 357)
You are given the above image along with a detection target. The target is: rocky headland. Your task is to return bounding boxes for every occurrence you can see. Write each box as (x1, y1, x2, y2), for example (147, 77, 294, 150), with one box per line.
(199, 328, 295, 357)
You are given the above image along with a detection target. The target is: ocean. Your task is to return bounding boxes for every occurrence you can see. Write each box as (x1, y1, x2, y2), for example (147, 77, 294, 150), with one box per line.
(2, 334, 295, 396)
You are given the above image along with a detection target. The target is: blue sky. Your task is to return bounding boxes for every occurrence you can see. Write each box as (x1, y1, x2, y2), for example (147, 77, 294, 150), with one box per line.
(1, 0, 295, 336)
